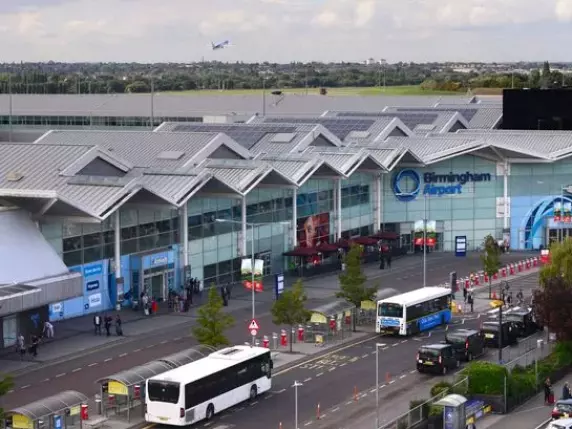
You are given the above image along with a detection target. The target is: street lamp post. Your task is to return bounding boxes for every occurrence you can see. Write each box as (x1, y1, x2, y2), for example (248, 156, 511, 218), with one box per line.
(293, 381, 303, 429)
(375, 343, 385, 429)
(423, 192, 427, 287)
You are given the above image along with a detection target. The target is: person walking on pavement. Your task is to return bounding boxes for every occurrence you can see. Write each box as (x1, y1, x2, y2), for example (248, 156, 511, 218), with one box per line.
(115, 314, 123, 336)
(17, 334, 26, 360)
(104, 314, 112, 337)
(545, 377, 554, 404)
(516, 289, 524, 306)
(386, 254, 392, 269)
(29, 334, 39, 358)
(93, 314, 102, 335)
(467, 292, 474, 313)
(563, 382, 571, 400)
(43, 321, 54, 339)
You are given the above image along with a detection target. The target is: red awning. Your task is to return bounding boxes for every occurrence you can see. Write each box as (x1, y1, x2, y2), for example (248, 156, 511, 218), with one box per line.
(371, 232, 400, 240)
(351, 236, 379, 246)
(283, 247, 320, 257)
(336, 239, 351, 249)
(316, 242, 339, 253)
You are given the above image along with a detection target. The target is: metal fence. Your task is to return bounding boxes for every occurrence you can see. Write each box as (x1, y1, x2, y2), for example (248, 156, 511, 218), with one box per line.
(378, 377, 469, 429)
(503, 336, 554, 373)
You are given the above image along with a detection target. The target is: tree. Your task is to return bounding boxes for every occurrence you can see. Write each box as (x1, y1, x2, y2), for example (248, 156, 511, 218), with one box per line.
(270, 279, 311, 352)
(0, 374, 14, 418)
(480, 235, 502, 299)
(539, 238, 572, 286)
(192, 286, 234, 348)
(533, 275, 572, 341)
(337, 244, 377, 331)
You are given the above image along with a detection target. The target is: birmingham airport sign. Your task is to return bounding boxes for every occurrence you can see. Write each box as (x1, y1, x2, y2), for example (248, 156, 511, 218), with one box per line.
(393, 169, 492, 202)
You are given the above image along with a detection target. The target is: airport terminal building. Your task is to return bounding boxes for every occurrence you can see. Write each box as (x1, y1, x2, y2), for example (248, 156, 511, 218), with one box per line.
(0, 92, 570, 347)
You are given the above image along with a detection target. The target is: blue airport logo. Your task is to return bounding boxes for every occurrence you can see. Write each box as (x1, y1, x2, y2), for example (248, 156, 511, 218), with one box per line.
(392, 169, 421, 202)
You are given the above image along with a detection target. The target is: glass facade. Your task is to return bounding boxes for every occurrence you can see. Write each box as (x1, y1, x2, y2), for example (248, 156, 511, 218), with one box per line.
(382, 155, 500, 251)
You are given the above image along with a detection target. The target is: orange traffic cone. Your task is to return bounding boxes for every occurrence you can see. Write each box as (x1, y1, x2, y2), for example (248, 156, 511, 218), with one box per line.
(385, 372, 391, 383)
(316, 403, 321, 420)
(492, 291, 497, 300)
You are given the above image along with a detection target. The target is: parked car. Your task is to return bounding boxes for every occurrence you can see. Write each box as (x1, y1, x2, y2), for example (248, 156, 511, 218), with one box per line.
(549, 417, 572, 429)
(416, 344, 459, 375)
(552, 399, 572, 420)
(445, 328, 485, 361)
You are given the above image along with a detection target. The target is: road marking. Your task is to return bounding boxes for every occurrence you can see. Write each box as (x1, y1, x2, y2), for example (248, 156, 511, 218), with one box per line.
(119, 353, 128, 357)
(72, 368, 82, 373)
(104, 358, 112, 362)
(339, 363, 347, 367)
(389, 380, 395, 384)
(56, 373, 66, 378)
(304, 377, 312, 382)
(274, 334, 378, 376)
(370, 388, 377, 393)
(265, 394, 274, 399)
(20, 385, 30, 389)
(133, 349, 142, 353)
(316, 372, 324, 377)
(320, 414, 327, 419)
(174, 337, 182, 341)
(400, 340, 408, 344)
(275, 389, 286, 394)
(382, 347, 388, 351)
(396, 277, 403, 280)
(328, 367, 336, 372)
(399, 374, 407, 379)
(380, 384, 386, 389)
(160, 340, 168, 344)
(331, 407, 340, 412)
(42, 378, 50, 382)
(88, 362, 98, 367)
(410, 370, 417, 374)
(345, 401, 353, 405)
(361, 354, 369, 358)
(349, 357, 359, 362)
(250, 401, 258, 406)
(146, 345, 154, 349)
(7, 390, 13, 394)
(392, 343, 399, 347)
(304, 422, 312, 426)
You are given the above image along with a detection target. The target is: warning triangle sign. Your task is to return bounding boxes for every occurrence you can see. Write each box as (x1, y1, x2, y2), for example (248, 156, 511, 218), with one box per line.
(249, 319, 259, 330)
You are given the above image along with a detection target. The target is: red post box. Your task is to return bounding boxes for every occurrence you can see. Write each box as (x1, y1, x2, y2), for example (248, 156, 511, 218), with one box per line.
(134, 385, 141, 399)
(262, 335, 269, 348)
(280, 329, 287, 347)
(297, 325, 304, 342)
(81, 404, 89, 421)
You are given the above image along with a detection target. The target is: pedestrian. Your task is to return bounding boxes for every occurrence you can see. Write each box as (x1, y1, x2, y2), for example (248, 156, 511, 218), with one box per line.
(516, 289, 524, 306)
(104, 315, 112, 337)
(467, 293, 474, 313)
(387, 254, 392, 268)
(507, 292, 513, 308)
(379, 256, 385, 270)
(563, 382, 571, 400)
(93, 314, 102, 335)
(29, 334, 39, 358)
(43, 321, 54, 339)
(545, 377, 553, 405)
(463, 287, 468, 303)
(17, 334, 26, 360)
(115, 314, 123, 336)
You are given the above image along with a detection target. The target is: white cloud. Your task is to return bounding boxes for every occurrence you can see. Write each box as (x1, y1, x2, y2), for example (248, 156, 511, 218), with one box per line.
(0, 0, 570, 62)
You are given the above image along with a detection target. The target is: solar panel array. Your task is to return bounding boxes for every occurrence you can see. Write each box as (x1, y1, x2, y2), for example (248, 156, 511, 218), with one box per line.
(262, 117, 376, 140)
(395, 108, 478, 122)
(335, 112, 440, 129)
(172, 124, 297, 149)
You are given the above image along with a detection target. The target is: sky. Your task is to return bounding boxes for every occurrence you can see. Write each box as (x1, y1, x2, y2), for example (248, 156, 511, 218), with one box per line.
(2, 0, 572, 63)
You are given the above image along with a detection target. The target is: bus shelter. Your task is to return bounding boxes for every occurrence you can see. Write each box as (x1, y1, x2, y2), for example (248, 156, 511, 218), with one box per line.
(96, 345, 217, 422)
(4, 391, 88, 429)
(307, 300, 354, 344)
(358, 286, 394, 326)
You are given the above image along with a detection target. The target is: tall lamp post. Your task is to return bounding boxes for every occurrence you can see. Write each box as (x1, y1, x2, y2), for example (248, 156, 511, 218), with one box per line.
(293, 380, 303, 429)
(423, 192, 428, 287)
(375, 343, 385, 429)
(215, 219, 289, 343)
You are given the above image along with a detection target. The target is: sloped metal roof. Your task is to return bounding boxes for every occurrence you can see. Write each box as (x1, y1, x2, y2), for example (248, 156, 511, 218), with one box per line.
(6, 391, 89, 420)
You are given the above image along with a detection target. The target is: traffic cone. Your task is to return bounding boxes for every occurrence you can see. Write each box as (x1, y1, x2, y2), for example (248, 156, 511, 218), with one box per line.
(316, 404, 321, 420)
(279, 423, 282, 429)
(385, 372, 391, 383)
(492, 291, 497, 300)
(354, 386, 359, 401)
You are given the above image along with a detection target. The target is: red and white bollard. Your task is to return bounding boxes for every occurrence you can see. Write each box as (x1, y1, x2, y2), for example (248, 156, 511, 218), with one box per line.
(474, 273, 480, 286)
(493, 271, 498, 280)
(81, 404, 88, 421)
(280, 329, 287, 347)
(484, 272, 489, 283)
(464, 277, 470, 289)
(297, 325, 305, 342)
(533, 257, 538, 267)
(263, 335, 269, 348)
(518, 261, 523, 272)
(509, 264, 515, 275)
(501, 267, 507, 278)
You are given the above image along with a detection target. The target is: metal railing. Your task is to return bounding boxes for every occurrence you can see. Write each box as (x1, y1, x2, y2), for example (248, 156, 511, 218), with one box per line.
(377, 377, 469, 429)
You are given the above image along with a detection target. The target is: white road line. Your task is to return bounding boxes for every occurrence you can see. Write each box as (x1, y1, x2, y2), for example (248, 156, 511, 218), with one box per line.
(360, 393, 368, 398)
(320, 414, 327, 419)
(174, 337, 182, 341)
(119, 353, 127, 357)
(7, 390, 14, 394)
(72, 368, 82, 373)
(304, 377, 312, 382)
(56, 373, 66, 378)
(304, 422, 312, 426)
(331, 407, 340, 412)
(380, 384, 386, 389)
(339, 363, 347, 367)
(361, 354, 369, 358)
(392, 343, 399, 347)
(276, 389, 286, 394)
(145, 345, 154, 349)
(265, 394, 274, 399)
(104, 358, 112, 362)
(410, 370, 417, 374)
(316, 372, 324, 377)
(389, 380, 395, 384)
(370, 388, 377, 393)
(133, 349, 141, 353)
(328, 367, 336, 372)
(88, 363, 98, 367)
(160, 340, 168, 344)
(400, 340, 408, 344)
(42, 378, 50, 382)
(382, 347, 388, 351)
(250, 401, 259, 406)
(349, 357, 359, 362)
(345, 401, 353, 405)
(20, 385, 30, 389)
(399, 374, 407, 379)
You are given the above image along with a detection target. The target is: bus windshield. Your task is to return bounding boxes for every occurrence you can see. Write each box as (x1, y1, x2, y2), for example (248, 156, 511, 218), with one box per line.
(379, 303, 403, 318)
(148, 381, 180, 404)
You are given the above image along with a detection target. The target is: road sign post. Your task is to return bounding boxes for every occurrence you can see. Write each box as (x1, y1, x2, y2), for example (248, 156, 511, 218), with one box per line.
(249, 319, 259, 342)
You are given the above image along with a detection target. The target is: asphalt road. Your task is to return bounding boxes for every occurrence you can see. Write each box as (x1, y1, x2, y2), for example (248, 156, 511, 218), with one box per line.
(0, 252, 527, 412)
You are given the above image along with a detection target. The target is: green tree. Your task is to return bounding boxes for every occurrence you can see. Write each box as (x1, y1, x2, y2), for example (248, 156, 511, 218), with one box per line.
(0, 374, 14, 418)
(192, 286, 235, 348)
(270, 279, 311, 352)
(337, 244, 377, 331)
(480, 234, 502, 299)
(540, 238, 572, 286)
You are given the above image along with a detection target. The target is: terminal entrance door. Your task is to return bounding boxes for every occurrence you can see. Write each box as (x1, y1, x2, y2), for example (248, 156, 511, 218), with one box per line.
(548, 228, 572, 246)
(142, 269, 175, 301)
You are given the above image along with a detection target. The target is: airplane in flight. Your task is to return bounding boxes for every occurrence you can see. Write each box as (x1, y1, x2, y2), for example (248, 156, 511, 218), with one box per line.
(211, 40, 231, 50)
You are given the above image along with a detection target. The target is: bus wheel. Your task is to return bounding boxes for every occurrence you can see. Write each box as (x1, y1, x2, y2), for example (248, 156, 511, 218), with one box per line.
(206, 404, 215, 420)
(250, 385, 258, 400)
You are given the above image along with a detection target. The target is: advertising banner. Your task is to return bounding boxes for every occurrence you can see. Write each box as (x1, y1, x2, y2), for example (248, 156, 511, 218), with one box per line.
(241, 258, 264, 292)
(564, 202, 572, 223)
(297, 212, 330, 248)
(554, 201, 562, 222)
(413, 220, 437, 246)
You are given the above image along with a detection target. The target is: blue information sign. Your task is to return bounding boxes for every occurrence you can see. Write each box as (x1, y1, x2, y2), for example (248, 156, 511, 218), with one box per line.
(53, 415, 62, 429)
(274, 273, 284, 299)
(455, 235, 467, 257)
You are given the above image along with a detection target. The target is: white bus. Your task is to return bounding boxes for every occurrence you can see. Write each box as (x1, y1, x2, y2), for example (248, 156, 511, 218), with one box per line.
(145, 345, 273, 426)
(376, 287, 452, 336)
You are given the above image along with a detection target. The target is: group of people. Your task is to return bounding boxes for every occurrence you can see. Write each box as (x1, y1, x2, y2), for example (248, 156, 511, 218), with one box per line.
(15, 321, 55, 359)
(544, 378, 572, 405)
(93, 313, 123, 336)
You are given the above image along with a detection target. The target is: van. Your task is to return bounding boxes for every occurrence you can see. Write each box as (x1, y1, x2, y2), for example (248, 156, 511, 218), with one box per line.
(480, 320, 518, 348)
(416, 344, 459, 375)
(445, 328, 485, 361)
(504, 307, 542, 337)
